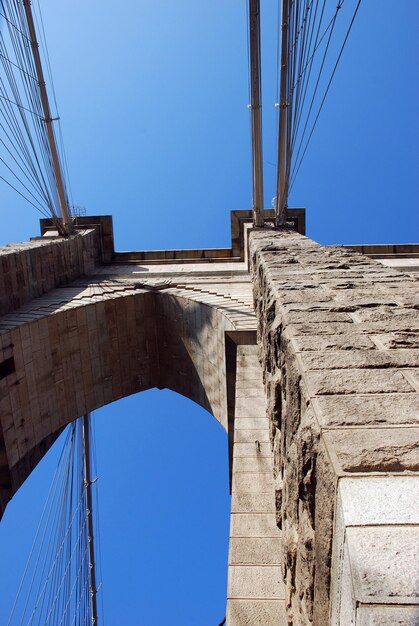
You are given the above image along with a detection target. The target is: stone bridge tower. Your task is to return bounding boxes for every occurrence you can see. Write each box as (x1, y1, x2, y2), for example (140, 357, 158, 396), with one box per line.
(0, 212, 418, 625)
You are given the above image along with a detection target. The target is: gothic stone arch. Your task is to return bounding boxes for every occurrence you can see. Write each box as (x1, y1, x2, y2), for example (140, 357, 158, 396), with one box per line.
(0, 213, 290, 624)
(1, 212, 418, 625)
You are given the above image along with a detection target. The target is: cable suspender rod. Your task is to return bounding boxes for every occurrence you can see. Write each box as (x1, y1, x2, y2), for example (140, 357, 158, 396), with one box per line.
(248, 0, 264, 227)
(275, 0, 291, 226)
(22, 0, 73, 235)
(82, 414, 99, 626)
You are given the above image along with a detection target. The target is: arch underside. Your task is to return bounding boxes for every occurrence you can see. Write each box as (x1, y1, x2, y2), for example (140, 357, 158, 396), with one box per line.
(0, 270, 256, 506)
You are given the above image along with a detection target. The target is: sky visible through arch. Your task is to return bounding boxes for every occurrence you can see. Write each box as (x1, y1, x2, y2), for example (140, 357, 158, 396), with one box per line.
(0, 0, 418, 624)
(0, 391, 230, 624)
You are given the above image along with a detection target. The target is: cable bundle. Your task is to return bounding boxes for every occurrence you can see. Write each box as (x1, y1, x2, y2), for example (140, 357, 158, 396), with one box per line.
(0, 0, 72, 220)
(275, 0, 362, 222)
(6, 417, 104, 626)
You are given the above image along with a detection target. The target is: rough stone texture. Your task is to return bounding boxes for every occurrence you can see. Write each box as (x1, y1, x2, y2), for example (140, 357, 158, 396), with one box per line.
(228, 599, 287, 625)
(347, 526, 419, 603)
(339, 476, 419, 525)
(0, 229, 101, 316)
(250, 228, 419, 625)
(305, 368, 414, 395)
(330, 476, 419, 625)
(299, 348, 419, 370)
(312, 393, 419, 427)
(231, 493, 275, 514)
(229, 537, 282, 564)
(230, 513, 279, 537)
(323, 427, 419, 473)
(228, 565, 284, 598)
(355, 606, 419, 626)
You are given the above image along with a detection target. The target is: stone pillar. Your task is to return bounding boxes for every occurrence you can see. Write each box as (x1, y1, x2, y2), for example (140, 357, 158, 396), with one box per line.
(250, 228, 419, 625)
(227, 345, 286, 625)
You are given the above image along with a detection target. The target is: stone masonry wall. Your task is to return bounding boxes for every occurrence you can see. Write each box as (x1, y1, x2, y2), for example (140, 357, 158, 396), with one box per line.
(0, 229, 101, 511)
(0, 229, 100, 316)
(227, 344, 285, 625)
(250, 228, 419, 625)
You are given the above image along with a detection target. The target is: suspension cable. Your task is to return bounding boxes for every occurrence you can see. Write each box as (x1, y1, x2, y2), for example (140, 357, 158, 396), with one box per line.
(6, 416, 103, 626)
(0, 0, 73, 234)
(248, 0, 265, 227)
(274, 0, 362, 224)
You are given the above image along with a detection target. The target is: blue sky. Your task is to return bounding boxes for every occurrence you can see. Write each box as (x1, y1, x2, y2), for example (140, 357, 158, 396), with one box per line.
(0, 1, 418, 624)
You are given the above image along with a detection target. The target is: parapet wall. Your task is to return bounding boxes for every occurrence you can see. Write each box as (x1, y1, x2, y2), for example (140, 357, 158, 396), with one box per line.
(250, 227, 419, 625)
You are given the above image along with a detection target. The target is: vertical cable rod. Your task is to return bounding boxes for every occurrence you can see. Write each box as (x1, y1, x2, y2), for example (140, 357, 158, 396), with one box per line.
(275, 0, 291, 225)
(22, 0, 73, 235)
(248, 0, 264, 227)
(82, 414, 99, 625)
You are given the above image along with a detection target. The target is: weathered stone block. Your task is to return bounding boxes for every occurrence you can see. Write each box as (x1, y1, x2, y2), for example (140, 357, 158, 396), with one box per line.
(306, 368, 414, 395)
(227, 599, 287, 625)
(229, 537, 282, 565)
(228, 565, 284, 599)
(231, 493, 275, 514)
(232, 473, 274, 494)
(233, 457, 273, 472)
(233, 442, 272, 457)
(322, 427, 419, 473)
(373, 331, 419, 349)
(292, 333, 376, 351)
(283, 309, 353, 324)
(347, 526, 419, 604)
(300, 349, 419, 370)
(230, 513, 280, 538)
(233, 428, 270, 443)
(356, 605, 419, 626)
(234, 417, 269, 430)
(339, 476, 419, 525)
(313, 393, 419, 427)
(235, 395, 267, 417)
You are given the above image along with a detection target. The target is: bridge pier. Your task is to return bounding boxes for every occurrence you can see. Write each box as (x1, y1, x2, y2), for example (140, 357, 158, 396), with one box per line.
(250, 227, 419, 625)
(0, 212, 418, 624)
